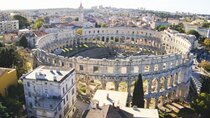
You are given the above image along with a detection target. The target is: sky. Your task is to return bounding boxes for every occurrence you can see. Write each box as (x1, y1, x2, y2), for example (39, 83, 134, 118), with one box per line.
(0, 0, 210, 14)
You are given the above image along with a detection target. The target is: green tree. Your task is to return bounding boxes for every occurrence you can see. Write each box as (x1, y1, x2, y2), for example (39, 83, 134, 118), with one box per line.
(204, 39, 210, 48)
(18, 35, 28, 48)
(170, 23, 185, 33)
(8, 83, 24, 103)
(132, 74, 144, 108)
(191, 93, 210, 118)
(187, 30, 201, 39)
(0, 46, 27, 77)
(178, 107, 197, 118)
(76, 28, 82, 35)
(0, 42, 4, 47)
(99, 23, 107, 27)
(33, 18, 44, 29)
(200, 76, 210, 94)
(0, 83, 25, 117)
(199, 60, 210, 72)
(201, 22, 210, 28)
(13, 15, 30, 29)
(0, 102, 10, 118)
(0, 96, 22, 117)
(75, 17, 79, 21)
(156, 25, 168, 31)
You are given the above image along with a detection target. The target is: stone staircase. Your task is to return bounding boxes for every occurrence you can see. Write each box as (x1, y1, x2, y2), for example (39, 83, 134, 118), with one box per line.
(158, 101, 190, 118)
(191, 76, 202, 94)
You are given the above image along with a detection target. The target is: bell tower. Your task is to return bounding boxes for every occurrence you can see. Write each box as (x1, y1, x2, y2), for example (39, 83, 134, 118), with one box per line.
(79, 2, 84, 23)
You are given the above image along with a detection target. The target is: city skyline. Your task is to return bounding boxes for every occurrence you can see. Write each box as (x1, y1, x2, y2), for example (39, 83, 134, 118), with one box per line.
(0, 0, 210, 14)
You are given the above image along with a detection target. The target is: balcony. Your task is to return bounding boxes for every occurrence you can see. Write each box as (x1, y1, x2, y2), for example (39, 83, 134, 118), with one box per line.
(34, 96, 62, 111)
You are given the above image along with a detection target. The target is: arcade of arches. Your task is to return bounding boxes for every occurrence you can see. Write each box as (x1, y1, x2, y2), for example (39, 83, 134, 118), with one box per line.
(77, 72, 186, 108)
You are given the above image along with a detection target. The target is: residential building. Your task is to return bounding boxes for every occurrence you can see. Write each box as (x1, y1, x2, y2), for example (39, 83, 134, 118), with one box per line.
(196, 27, 208, 37)
(90, 90, 128, 107)
(0, 68, 18, 96)
(22, 66, 76, 118)
(83, 90, 159, 118)
(3, 33, 18, 43)
(83, 105, 133, 118)
(0, 20, 19, 33)
(0, 13, 11, 21)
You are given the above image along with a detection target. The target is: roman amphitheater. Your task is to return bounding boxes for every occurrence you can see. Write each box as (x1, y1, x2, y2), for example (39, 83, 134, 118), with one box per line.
(35, 27, 194, 108)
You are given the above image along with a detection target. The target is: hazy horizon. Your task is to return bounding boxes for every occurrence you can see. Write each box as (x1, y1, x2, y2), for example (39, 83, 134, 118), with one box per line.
(0, 0, 210, 15)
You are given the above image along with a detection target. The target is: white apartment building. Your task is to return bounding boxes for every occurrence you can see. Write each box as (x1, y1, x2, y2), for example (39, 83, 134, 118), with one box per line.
(0, 20, 19, 33)
(22, 66, 76, 118)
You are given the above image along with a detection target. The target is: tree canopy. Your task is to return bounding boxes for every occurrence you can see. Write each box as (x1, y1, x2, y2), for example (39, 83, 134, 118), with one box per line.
(200, 76, 210, 94)
(0, 45, 27, 77)
(170, 23, 185, 33)
(0, 83, 24, 117)
(187, 30, 201, 39)
(203, 39, 210, 49)
(191, 93, 210, 118)
(99, 23, 107, 28)
(155, 25, 168, 31)
(13, 15, 30, 29)
(132, 74, 144, 108)
(18, 35, 28, 48)
(178, 107, 197, 118)
(0, 102, 10, 118)
(0, 42, 4, 47)
(32, 18, 44, 29)
(199, 60, 210, 72)
(76, 28, 82, 35)
(201, 22, 210, 28)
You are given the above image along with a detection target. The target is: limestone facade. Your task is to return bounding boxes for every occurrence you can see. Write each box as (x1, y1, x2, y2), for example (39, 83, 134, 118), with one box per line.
(35, 28, 193, 108)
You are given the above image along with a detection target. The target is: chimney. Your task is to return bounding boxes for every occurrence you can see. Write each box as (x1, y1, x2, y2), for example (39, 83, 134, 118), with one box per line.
(96, 103, 99, 109)
(53, 76, 57, 82)
(106, 93, 109, 99)
(112, 102, 115, 107)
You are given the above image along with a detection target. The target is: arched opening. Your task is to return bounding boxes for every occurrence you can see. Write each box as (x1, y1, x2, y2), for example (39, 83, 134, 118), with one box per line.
(173, 73, 178, 85)
(144, 65, 150, 72)
(154, 64, 158, 71)
(158, 95, 164, 106)
(149, 98, 156, 109)
(118, 81, 128, 92)
(106, 37, 109, 43)
(106, 82, 115, 91)
(92, 80, 103, 90)
(151, 79, 158, 93)
(120, 36, 125, 43)
(102, 36, 105, 42)
(77, 77, 87, 95)
(167, 92, 172, 103)
(130, 80, 137, 96)
(160, 77, 165, 91)
(167, 75, 173, 88)
(144, 99, 147, 108)
(171, 90, 176, 100)
(115, 37, 119, 42)
(143, 79, 149, 94)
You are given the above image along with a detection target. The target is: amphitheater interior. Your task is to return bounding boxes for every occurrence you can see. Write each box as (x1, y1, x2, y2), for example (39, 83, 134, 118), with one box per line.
(35, 28, 194, 108)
